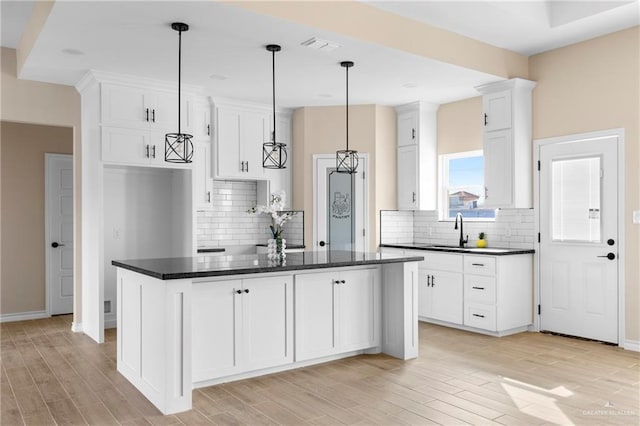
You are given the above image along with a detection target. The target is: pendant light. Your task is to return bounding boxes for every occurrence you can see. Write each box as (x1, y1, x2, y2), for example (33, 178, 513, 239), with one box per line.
(336, 61, 358, 174)
(263, 44, 287, 169)
(165, 22, 194, 163)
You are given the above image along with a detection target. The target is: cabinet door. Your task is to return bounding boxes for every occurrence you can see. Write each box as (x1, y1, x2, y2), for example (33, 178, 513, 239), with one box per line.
(425, 270, 463, 324)
(397, 145, 418, 210)
(484, 129, 513, 207)
(191, 99, 212, 141)
(242, 276, 293, 371)
(101, 127, 149, 165)
(240, 110, 268, 179)
(192, 280, 242, 382)
(215, 107, 242, 178)
(295, 272, 337, 361)
(337, 269, 379, 352)
(150, 91, 178, 130)
(397, 110, 418, 147)
(483, 90, 511, 132)
(101, 84, 149, 129)
(194, 141, 213, 211)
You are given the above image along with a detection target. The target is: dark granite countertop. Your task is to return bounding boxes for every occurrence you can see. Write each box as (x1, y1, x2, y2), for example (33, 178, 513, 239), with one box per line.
(255, 243, 305, 249)
(380, 243, 534, 256)
(197, 247, 226, 253)
(112, 251, 424, 280)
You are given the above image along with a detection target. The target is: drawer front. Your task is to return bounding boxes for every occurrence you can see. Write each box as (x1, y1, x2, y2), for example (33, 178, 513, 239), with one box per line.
(464, 303, 497, 331)
(423, 252, 463, 272)
(464, 275, 496, 304)
(464, 255, 496, 276)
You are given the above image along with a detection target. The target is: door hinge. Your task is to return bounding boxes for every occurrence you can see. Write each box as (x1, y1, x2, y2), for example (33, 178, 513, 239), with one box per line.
(362, 171, 365, 179)
(538, 232, 541, 243)
(362, 229, 366, 237)
(537, 304, 541, 315)
(537, 160, 540, 171)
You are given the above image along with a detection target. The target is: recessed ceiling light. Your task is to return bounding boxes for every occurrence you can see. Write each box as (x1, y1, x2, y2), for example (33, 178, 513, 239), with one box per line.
(301, 37, 340, 52)
(61, 48, 84, 55)
(402, 83, 418, 89)
(209, 74, 227, 80)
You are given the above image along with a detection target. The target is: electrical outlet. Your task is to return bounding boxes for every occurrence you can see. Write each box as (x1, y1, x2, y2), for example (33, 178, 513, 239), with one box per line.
(633, 210, 640, 224)
(113, 228, 120, 239)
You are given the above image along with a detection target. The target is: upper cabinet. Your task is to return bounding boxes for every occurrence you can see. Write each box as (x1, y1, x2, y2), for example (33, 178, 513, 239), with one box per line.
(214, 103, 269, 180)
(476, 78, 536, 208)
(395, 102, 439, 211)
(101, 84, 178, 130)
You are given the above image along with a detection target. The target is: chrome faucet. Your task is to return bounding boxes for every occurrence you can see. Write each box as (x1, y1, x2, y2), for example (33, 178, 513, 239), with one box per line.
(454, 213, 468, 248)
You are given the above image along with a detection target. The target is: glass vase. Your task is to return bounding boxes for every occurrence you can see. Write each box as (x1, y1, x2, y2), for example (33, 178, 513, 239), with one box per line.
(267, 237, 286, 262)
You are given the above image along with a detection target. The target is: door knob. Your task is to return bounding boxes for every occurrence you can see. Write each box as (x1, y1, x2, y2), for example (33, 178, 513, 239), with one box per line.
(51, 242, 64, 248)
(597, 253, 616, 260)
(319, 241, 326, 247)
(607, 239, 615, 246)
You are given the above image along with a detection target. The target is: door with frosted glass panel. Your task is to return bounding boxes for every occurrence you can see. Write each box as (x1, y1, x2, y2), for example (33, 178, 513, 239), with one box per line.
(327, 170, 355, 251)
(539, 135, 618, 343)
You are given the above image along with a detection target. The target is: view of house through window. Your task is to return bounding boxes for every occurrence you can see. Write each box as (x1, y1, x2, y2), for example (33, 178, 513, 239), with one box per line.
(440, 151, 496, 220)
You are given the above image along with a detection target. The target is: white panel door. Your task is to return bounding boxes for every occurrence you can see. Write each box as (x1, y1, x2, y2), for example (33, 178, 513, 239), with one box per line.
(483, 90, 511, 132)
(397, 110, 418, 147)
(194, 142, 213, 211)
(242, 276, 293, 371)
(423, 270, 463, 324)
(397, 145, 418, 210)
(294, 272, 336, 361)
(216, 107, 242, 177)
(539, 134, 619, 343)
(337, 269, 377, 351)
(484, 129, 513, 207)
(46, 154, 74, 315)
(240, 110, 267, 179)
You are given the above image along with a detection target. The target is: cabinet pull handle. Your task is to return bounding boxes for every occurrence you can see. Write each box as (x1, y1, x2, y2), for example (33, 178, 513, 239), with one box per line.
(484, 113, 488, 126)
(341, 280, 346, 284)
(412, 192, 416, 203)
(471, 263, 485, 267)
(246, 161, 249, 173)
(207, 124, 211, 136)
(240, 161, 244, 172)
(426, 275, 431, 287)
(472, 286, 485, 290)
(151, 109, 156, 123)
(244, 289, 250, 293)
(145, 108, 150, 122)
(207, 191, 211, 203)
(151, 145, 156, 159)
(431, 275, 435, 287)
(145, 144, 150, 158)
(484, 186, 488, 199)
(473, 313, 485, 318)
(412, 128, 416, 139)
(235, 289, 242, 294)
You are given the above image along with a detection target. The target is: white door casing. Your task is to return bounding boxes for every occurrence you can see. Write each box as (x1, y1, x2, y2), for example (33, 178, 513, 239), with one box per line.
(313, 154, 368, 252)
(46, 154, 74, 315)
(537, 130, 624, 344)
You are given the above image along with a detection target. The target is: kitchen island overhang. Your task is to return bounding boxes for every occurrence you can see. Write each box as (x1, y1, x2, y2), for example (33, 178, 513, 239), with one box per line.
(113, 251, 423, 415)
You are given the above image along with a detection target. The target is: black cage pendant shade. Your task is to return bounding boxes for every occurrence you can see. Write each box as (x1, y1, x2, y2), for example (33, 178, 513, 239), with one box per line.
(165, 22, 194, 163)
(336, 61, 358, 174)
(263, 44, 287, 169)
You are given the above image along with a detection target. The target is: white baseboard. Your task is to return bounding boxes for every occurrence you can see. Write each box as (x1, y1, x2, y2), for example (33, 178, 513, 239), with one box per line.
(623, 339, 640, 352)
(71, 321, 83, 332)
(104, 318, 117, 329)
(0, 310, 48, 323)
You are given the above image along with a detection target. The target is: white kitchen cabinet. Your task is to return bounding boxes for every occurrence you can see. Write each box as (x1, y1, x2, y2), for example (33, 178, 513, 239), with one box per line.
(214, 104, 268, 180)
(463, 254, 532, 333)
(191, 275, 293, 383)
(395, 102, 438, 210)
(101, 127, 169, 167)
(101, 83, 178, 130)
(194, 141, 213, 211)
(476, 78, 536, 208)
(295, 268, 380, 362)
(412, 251, 463, 324)
(190, 97, 212, 141)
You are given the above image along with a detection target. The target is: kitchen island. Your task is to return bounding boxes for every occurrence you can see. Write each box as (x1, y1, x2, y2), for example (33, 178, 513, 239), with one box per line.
(112, 251, 423, 415)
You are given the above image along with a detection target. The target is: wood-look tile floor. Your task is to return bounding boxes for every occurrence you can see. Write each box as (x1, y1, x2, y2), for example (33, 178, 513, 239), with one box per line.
(1, 315, 639, 425)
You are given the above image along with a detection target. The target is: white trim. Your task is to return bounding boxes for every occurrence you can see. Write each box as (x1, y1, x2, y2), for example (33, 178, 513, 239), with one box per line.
(45, 153, 74, 318)
(0, 310, 48, 323)
(623, 340, 640, 352)
(533, 128, 625, 346)
(71, 321, 83, 332)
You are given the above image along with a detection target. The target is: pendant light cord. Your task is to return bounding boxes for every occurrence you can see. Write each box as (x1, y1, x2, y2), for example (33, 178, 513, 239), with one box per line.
(177, 28, 182, 135)
(345, 64, 349, 151)
(272, 48, 276, 143)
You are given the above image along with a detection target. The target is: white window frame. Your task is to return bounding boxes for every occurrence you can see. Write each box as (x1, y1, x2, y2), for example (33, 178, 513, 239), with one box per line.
(438, 150, 495, 222)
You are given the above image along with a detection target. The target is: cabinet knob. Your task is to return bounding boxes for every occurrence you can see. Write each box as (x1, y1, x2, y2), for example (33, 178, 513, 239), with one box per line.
(244, 289, 250, 293)
(51, 242, 64, 248)
(341, 280, 346, 284)
(235, 289, 242, 294)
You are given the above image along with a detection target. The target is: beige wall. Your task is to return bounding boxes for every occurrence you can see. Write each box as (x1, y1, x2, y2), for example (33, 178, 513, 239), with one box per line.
(1, 121, 73, 314)
(437, 97, 483, 154)
(529, 27, 640, 342)
(292, 105, 396, 251)
(1, 47, 82, 322)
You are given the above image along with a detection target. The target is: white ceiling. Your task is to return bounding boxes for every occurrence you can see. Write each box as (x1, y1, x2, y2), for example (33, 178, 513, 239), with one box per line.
(2, 1, 638, 108)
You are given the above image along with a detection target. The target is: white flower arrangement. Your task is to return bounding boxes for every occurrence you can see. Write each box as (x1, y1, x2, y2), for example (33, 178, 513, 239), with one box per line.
(248, 190, 296, 239)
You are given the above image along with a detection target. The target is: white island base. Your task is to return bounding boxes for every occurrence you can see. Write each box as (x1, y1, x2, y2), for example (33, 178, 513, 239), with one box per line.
(115, 259, 419, 415)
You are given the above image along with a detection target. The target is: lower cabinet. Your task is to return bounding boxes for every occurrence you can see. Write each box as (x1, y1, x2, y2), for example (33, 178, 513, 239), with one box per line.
(295, 268, 380, 362)
(419, 270, 463, 324)
(191, 275, 293, 382)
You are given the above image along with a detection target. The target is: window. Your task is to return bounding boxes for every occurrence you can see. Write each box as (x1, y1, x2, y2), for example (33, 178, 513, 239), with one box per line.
(439, 150, 495, 220)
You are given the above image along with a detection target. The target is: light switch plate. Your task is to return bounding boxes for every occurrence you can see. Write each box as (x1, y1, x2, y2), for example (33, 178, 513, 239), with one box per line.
(633, 210, 640, 224)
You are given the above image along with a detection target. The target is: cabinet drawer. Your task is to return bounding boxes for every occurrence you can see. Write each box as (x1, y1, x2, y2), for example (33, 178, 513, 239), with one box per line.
(464, 255, 496, 276)
(464, 303, 496, 331)
(424, 252, 463, 272)
(464, 275, 496, 304)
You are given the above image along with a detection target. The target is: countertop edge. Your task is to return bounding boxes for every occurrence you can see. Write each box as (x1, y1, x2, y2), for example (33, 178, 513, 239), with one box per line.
(380, 244, 535, 256)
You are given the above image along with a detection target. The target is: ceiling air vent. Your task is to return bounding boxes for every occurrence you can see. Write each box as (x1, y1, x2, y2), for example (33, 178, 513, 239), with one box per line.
(301, 37, 340, 52)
